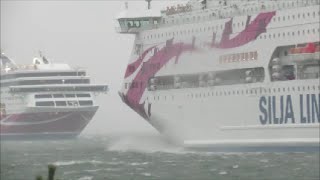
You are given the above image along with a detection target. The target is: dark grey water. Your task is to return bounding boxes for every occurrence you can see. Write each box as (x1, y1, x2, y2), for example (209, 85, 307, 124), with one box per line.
(1, 134, 319, 180)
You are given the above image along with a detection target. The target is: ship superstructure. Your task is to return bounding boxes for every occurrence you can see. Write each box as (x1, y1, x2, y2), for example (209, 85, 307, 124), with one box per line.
(0, 53, 108, 139)
(116, 0, 320, 149)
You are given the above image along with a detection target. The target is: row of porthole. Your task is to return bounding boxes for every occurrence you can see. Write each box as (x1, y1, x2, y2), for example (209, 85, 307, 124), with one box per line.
(259, 28, 320, 40)
(272, 11, 319, 22)
(141, 27, 319, 47)
(162, 1, 319, 26)
(143, 11, 320, 41)
(148, 85, 320, 101)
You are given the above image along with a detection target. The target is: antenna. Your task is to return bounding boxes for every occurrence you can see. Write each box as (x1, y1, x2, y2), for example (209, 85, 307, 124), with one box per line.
(146, 0, 152, 10)
(125, 1, 128, 10)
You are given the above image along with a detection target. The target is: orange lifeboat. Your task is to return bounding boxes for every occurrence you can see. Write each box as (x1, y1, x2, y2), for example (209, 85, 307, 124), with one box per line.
(289, 43, 317, 54)
(303, 43, 316, 53)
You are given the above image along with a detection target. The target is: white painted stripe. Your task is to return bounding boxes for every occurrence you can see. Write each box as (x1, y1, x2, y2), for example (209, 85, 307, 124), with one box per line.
(220, 124, 320, 130)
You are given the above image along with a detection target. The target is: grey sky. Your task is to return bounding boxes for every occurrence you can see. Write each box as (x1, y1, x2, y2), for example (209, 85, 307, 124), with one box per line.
(0, 0, 183, 134)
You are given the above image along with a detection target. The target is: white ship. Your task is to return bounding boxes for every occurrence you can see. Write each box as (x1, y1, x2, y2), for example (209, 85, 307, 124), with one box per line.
(116, 0, 320, 150)
(0, 53, 108, 139)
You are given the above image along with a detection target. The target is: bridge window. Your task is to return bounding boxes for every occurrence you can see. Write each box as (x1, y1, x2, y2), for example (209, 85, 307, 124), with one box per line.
(79, 101, 93, 106)
(36, 101, 54, 107)
(66, 94, 76, 98)
(77, 94, 91, 98)
(56, 101, 67, 106)
(53, 94, 64, 98)
(35, 94, 52, 99)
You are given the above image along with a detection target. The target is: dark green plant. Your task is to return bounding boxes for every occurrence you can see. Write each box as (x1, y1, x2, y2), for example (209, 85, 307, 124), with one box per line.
(48, 164, 56, 180)
(35, 164, 57, 180)
(35, 175, 43, 180)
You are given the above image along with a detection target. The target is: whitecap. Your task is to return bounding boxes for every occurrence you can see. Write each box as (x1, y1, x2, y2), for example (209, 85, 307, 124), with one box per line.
(219, 171, 228, 175)
(259, 159, 269, 163)
(84, 169, 103, 173)
(53, 160, 103, 166)
(78, 176, 93, 180)
(130, 162, 149, 166)
(141, 173, 152, 177)
(107, 161, 125, 165)
(232, 165, 239, 169)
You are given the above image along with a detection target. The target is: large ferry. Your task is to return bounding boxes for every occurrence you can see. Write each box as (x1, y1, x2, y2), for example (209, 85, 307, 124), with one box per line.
(0, 53, 108, 139)
(116, 0, 320, 149)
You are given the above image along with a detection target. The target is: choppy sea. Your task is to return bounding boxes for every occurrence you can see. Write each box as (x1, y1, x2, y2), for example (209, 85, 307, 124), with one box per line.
(1, 133, 319, 180)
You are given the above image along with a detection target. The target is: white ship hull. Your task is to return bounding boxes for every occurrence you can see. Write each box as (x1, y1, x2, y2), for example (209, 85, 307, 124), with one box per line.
(147, 80, 319, 148)
(117, 0, 320, 149)
(0, 54, 108, 139)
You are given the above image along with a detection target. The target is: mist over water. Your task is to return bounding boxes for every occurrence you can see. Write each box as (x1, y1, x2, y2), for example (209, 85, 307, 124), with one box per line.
(1, 133, 319, 180)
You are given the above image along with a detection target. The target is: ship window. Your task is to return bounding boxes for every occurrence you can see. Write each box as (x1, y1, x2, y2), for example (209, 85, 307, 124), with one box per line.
(35, 94, 52, 99)
(53, 94, 64, 98)
(79, 101, 93, 106)
(67, 101, 79, 106)
(66, 94, 76, 98)
(36, 101, 54, 107)
(77, 94, 91, 98)
(55, 101, 67, 106)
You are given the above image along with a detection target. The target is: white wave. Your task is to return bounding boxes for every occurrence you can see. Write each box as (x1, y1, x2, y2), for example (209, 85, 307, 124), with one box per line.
(232, 165, 239, 169)
(141, 172, 152, 177)
(129, 162, 149, 166)
(107, 161, 125, 165)
(84, 169, 103, 173)
(53, 160, 103, 166)
(259, 159, 269, 163)
(219, 171, 228, 175)
(78, 176, 93, 180)
(106, 133, 183, 153)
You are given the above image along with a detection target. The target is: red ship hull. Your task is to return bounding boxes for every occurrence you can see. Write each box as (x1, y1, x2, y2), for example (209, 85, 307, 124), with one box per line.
(0, 106, 98, 139)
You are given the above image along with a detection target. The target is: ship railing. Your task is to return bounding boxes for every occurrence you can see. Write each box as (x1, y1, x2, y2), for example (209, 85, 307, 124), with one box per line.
(9, 84, 109, 93)
(115, 24, 159, 34)
(159, 0, 320, 28)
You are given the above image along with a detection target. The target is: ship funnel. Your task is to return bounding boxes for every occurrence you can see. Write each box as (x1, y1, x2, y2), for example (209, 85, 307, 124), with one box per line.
(146, 0, 152, 9)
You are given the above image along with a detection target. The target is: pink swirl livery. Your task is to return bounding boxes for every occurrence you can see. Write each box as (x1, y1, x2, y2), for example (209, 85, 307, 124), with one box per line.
(116, 0, 320, 150)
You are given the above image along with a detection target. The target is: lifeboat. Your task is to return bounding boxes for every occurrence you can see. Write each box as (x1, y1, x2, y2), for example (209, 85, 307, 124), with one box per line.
(284, 43, 320, 64)
(289, 43, 317, 54)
